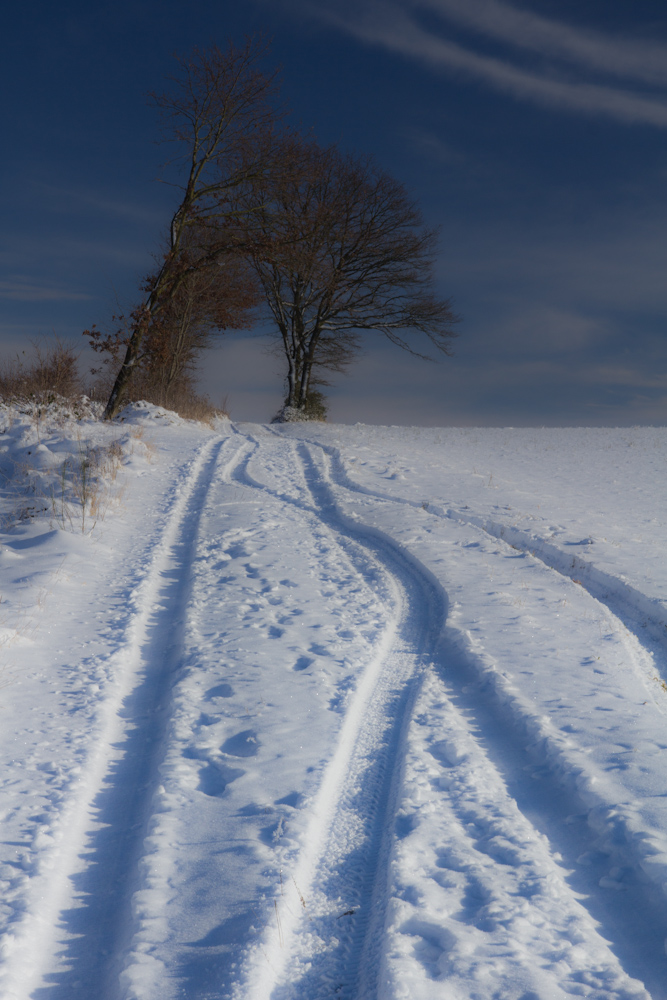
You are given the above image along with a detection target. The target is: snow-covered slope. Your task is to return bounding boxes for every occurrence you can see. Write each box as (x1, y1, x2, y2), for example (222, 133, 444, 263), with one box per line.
(0, 410, 665, 1000)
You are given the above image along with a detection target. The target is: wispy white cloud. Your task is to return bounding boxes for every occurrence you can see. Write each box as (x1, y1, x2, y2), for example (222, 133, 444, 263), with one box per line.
(0, 278, 92, 302)
(487, 306, 610, 356)
(405, 127, 467, 164)
(584, 364, 667, 389)
(31, 182, 168, 226)
(292, 0, 667, 127)
(418, 0, 667, 86)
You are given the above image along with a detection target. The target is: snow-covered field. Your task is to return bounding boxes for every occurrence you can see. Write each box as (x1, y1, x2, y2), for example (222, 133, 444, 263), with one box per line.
(0, 405, 665, 1000)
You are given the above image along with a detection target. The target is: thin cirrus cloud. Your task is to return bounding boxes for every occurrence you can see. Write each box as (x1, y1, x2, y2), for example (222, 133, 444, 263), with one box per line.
(0, 278, 92, 302)
(296, 0, 667, 127)
(31, 182, 168, 227)
(417, 0, 667, 86)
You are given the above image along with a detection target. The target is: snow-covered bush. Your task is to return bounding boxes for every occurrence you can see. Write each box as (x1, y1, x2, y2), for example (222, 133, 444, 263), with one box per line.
(272, 391, 328, 423)
(0, 399, 127, 533)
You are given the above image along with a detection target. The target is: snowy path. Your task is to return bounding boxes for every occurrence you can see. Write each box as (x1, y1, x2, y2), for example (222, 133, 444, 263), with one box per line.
(229, 434, 445, 1000)
(0, 416, 665, 999)
(270, 436, 661, 1000)
(2, 434, 232, 1000)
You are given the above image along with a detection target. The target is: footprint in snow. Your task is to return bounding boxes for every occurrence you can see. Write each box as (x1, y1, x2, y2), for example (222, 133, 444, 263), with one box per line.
(429, 740, 468, 766)
(226, 543, 249, 559)
(222, 729, 260, 757)
(395, 813, 417, 840)
(196, 713, 221, 728)
(205, 683, 234, 700)
(337, 628, 355, 639)
(275, 791, 301, 807)
(309, 643, 330, 657)
(198, 763, 245, 797)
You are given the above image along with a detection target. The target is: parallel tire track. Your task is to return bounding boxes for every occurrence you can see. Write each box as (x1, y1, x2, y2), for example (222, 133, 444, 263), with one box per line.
(296, 433, 667, 685)
(5, 434, 235, 1000)
(299, 435, 667, 996)
(233, 433, 659, 999)
(229, 435, 445, 1000)
(14, 425, 660, 998)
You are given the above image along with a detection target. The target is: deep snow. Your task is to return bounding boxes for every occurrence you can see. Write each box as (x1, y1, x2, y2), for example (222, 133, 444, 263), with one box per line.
(0, 406, 665, 1000)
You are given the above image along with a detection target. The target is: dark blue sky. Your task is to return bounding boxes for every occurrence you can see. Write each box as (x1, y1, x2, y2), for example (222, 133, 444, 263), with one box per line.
(2, 0, 667, 425)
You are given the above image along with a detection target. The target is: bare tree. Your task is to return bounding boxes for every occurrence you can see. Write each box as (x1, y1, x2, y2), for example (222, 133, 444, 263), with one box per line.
(102, 38, 281, 420)
(87, 250, 258, 410)
(138, 255, 258, 404)
(238, 141, 458, 419)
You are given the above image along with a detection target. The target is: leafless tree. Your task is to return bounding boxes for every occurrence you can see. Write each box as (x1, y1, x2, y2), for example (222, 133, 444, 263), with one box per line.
(102, 38, 282, 420)
(88, 249, 258, 410)
(139, 255, 258, 404)
(238, 140, 458, 419)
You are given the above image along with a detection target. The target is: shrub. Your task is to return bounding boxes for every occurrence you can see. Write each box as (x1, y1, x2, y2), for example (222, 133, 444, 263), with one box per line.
(272, 390, 328, 424)
(0, 340, 83, 404)
(90, 364, 227, 425)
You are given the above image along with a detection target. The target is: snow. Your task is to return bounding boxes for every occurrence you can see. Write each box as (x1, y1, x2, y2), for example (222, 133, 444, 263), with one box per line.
(0, 407, 665, 999)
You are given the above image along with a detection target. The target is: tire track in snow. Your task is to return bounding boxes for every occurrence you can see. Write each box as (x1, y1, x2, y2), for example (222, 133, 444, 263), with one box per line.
(298, 435, 667, 997)
(444, 510, 667, 715)
(290, 432, 667, 690)
(115, 429, 403, 999)
(307, 431, 667, 718)
(228, 434, 445, 1000)
(383, 662, 655, 1000)
(234, 434, 656, 1000)
(5, 434, 237, 1000)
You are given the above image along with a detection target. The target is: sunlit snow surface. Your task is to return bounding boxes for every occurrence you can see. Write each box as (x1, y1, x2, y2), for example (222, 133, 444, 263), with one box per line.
(0, 407, 665, 1000)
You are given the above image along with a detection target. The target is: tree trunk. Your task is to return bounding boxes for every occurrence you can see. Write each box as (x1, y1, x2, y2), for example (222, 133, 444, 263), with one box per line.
(102, 312, 149, 419)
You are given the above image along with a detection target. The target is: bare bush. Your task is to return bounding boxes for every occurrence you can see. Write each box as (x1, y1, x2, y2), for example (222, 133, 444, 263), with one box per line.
(91, 356, 227, 425)
(0, 340, 83, 404)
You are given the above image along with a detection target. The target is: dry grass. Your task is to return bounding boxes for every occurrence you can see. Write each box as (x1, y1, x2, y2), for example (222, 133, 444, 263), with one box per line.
(90, 365, 229, 426)
(0, 340, 101, 439)
(0, 340, 83, 404)
(0, 339, 227, 427)
(46, 437, 125, 533)
(0, 434, 126, 535)
(160, 386, 227, 425)
(0, 340, 219, 536)
(127, 427, 157, 462)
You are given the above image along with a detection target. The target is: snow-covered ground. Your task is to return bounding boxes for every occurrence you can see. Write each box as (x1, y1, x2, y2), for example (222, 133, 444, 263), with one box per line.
(0, 406, 665, 1000)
